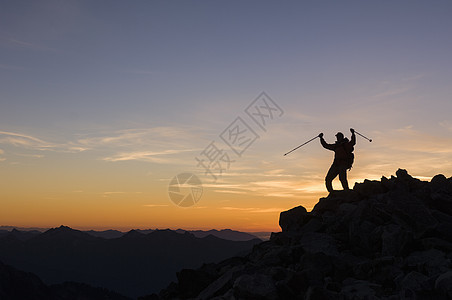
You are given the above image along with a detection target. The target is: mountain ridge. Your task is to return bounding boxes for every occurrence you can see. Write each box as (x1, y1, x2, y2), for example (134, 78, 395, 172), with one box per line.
(0, 226, 266, 241)
(0, 225, 261, 298)
(152, 169, 452, 299)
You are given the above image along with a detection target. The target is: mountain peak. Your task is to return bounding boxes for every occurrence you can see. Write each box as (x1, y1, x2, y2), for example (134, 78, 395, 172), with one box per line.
(39, 225, 95, 241)
(157, 170, 452, 299)
(122, 229, 146, 239)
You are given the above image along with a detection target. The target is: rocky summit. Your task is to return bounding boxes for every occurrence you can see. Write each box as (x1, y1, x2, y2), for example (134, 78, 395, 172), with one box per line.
(152, 169, 452, 300)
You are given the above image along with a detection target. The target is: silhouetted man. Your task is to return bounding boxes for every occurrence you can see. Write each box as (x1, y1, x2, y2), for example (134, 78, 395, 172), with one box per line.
(319, 128, 356, 193)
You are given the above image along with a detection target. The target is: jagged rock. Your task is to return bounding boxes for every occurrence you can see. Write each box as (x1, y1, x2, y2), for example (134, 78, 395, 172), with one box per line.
(399, 271, 429, 294)
(233, 274, 278, 299)
(197, 266, 243, 300)
(435, 271, 452, 298)
(279, 206, 308, 232)
(381, 224, 412, 256)
(298, 232, 339, 257)
(341, 278, 381, 299)
(404, 249, 449, 277)
(305, 285, 339, 300)
(156, 170, 452, 300)
(173, 268, 218, 298)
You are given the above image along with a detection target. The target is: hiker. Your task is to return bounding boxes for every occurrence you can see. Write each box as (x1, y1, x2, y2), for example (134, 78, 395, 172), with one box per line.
(318, 128, 356, 193)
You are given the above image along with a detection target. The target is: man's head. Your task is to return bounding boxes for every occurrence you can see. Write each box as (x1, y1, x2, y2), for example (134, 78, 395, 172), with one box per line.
(335, 132, 344, 141)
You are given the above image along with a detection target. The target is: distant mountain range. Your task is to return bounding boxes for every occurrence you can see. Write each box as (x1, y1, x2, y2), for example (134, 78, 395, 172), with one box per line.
(0, 226, 261, 298)
(0, 226, 270, 241)
(0, 260, 130, 300)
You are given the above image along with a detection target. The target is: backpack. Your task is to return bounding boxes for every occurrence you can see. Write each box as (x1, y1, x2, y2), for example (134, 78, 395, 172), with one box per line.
(341, 138, 355, 170)
(343, 143, 354, 170)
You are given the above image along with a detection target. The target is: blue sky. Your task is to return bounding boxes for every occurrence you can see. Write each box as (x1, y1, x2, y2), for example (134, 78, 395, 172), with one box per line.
(1, 1, 452, 230)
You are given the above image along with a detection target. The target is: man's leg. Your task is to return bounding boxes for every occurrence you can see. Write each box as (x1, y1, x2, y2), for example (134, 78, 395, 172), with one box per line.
(325, 164, 340, 193)
(339, 167, 349, 190)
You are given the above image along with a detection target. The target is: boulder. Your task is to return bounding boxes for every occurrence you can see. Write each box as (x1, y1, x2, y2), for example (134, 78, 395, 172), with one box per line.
(279, 205, 308, 232)
(399, 271, 429, 294)
(233, 274, 278, 299)
(298, 232, 339, 257)
(435, 271, 452, 298)
(340, 278, 381, 299)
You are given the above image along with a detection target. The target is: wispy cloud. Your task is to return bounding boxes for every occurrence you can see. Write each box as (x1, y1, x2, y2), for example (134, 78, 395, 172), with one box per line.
(0, 130, 86, 153)
(0, 126, 201, 163)
(373, 87, 411, 98)
(3, 38, 57, 52)
(101, 191, 126, 198)
(213, 190, 248, 194)
(103, 149, 196, 163)
(219, 206, 287, 213)
(402, 73, 428, 82)
(0, 131, 51, 148)
(0, 149, 5, 161)
(77, 127, 197, 148)
(439, 121, 452, 132)
(76, 127, 204, 163)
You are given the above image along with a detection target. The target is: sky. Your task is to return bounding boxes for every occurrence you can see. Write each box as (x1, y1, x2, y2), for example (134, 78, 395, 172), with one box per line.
(1, 0, 452, 232)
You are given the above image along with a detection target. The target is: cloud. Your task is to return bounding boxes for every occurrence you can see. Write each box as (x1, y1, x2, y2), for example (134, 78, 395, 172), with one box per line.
(103, 149, 196, 163)
(0, 149, 4, 161)
(101, 191, 125, 198)
(213, 190, 248, 194)
(4, 38, 57, 52)
(76, 127, 203, 163)
(0, 130, 85, 153)
(373, 87, 411, 98)
(0, 127, 199, 163)
(77, 127, 198, 148)
(143, 204, 169, 207)
(402, 73, 428, 82)
(440, 121, 452, 132)
(219, 206, 287, 213)
(0, 131, 51, 148)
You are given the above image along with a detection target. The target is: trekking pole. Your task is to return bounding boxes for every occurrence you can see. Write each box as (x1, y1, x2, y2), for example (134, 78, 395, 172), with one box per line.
(354, 130, 372, 142)
(283, 135, 319, 156)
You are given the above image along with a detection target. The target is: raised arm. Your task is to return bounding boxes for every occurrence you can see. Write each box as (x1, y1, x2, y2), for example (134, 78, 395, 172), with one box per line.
(350, 128, 356, 146)
(319, 133, 335, 150)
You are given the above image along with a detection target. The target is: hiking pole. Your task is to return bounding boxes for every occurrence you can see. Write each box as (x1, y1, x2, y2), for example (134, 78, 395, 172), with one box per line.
(354, 130, 372, 142)
(283, 135, 319, 156)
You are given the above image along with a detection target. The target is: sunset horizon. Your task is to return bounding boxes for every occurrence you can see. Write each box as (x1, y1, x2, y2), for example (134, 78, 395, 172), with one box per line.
(2, 1, 452, 234)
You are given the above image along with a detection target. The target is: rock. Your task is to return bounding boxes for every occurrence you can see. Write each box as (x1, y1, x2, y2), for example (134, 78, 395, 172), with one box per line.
(197, 266, 243, 300)
(399, 271, 429, 293)
(341, 278, 381, 299)
(174, 268, 217, 298)
(299, 217, 323, 234)
(233, 274, 278, 299)
(311, 191, 359, 215)
(381, 224, 412, 256)
(298, 232, 339, 257)
(157, 170, 452, 300)
(431, 209, 452, 240)
(396, 168, 411, 180)
(430, 174, 449, 189)
(435, 271, 452, 298)
(404, 249, 449, 277)
(354, 179, 387, 197)
(387, 193, 438, 237)
(279, 205, 308, 232)
(305, 285, 340, 300)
